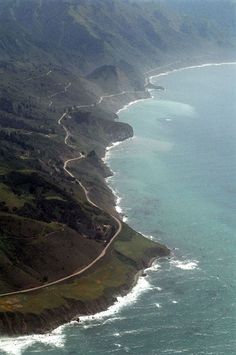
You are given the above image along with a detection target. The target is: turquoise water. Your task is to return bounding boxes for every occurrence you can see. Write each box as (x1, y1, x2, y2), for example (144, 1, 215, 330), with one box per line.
(1, 64, 236, 354)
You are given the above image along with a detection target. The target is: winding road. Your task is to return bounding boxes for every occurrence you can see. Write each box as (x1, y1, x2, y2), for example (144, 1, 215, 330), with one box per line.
(0, 86, 124, 298)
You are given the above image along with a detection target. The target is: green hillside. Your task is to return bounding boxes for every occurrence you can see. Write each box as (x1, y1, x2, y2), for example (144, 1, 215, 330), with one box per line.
(0, 0, 235, 293)
(0, 0, 235, 334)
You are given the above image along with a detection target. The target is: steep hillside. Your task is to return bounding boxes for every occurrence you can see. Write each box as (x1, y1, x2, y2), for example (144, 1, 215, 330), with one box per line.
(0, 0, 235, 334)
(0, 0, 235, 294)
(0, 0, 235, 74)
(0, 0, 235, 287)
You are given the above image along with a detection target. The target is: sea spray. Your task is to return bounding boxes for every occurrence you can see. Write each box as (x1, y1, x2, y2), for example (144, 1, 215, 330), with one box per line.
(78, 260, 164, 324)
(3, 61, 236, 354)
(0, 327, 65, 355)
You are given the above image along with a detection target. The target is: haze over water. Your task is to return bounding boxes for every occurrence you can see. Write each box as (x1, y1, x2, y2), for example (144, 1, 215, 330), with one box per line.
(1, 64, 236, 355)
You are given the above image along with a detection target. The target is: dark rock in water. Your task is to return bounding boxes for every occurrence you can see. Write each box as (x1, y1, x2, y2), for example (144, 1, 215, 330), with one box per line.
(145, 82, 165, 90)
(156, 86, 165, 91)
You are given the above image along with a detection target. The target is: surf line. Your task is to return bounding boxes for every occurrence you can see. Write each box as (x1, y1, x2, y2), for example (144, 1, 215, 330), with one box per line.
(149, 61, 236, 80)
(0, 90, 136, 297)
(102, 60, 236, 281)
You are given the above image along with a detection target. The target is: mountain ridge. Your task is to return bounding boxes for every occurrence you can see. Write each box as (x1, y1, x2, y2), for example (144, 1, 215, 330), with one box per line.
(0, 0, 235, 335)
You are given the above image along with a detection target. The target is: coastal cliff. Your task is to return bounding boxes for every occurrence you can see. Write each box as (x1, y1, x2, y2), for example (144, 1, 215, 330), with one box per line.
(0, 68, 169, 335)
(0, 223, 169, 335)
(0, 0, 235, 336)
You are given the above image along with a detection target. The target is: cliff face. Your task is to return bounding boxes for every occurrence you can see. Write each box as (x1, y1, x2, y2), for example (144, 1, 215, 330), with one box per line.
(0, 224, 169, 336)
(70, 107, 134, 155)
(0, 57, 140, 295)
(0, 0, 235, 335)
(87, 64, 144, 94)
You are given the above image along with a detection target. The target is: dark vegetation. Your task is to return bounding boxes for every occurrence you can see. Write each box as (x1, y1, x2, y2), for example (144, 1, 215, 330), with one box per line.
(0, 222, 169, 335)
(0, 0, 235, 334)
(0, 0, 235, 292)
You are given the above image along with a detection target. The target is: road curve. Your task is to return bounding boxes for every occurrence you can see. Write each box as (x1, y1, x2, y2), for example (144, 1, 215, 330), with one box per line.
(0, 216, 122, 297)
(0, 93, 123, 298)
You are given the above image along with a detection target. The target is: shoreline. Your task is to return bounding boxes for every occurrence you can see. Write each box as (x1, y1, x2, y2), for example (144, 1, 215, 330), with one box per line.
(104, 59, 236, 228)
(149, 60, 236, 80)
(94, 57, 236, 324)
(0, 257, 161, 355)
(103, 137, 135, 221)
(79, 255, 158, 323)
(0, 59, 235, 348)
(95, 58, 236, 300)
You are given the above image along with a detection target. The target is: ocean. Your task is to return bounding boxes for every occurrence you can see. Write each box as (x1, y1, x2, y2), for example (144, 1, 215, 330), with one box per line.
(1, 63, 236, 354)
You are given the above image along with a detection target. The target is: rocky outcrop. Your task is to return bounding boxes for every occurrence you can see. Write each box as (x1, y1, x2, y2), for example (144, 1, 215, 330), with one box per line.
(87, 64, 144, 94)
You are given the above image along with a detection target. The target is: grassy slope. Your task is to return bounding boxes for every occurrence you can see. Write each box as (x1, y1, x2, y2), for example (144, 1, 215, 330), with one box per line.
(0, 223, 169, 334)
(0, 212, 106, 293)
(0, 0, 235, 333)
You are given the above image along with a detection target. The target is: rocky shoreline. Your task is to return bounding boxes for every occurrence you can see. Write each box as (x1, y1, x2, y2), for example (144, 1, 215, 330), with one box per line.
(0, 87, 170, 336)
(1, 57, 235, 337)
(0, 240, 169, 336)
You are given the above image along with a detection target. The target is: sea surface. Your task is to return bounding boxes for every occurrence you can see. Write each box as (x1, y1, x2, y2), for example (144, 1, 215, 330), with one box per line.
(1, 63, 236, 354)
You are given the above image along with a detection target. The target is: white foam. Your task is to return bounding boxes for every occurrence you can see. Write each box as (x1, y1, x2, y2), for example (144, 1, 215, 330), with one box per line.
(107, 185, 124, 217)
(77, 260, 162, 327)
(155, 303, 161, 309)
(102, 141, 123, 164)
(121, 329, 139, 335)
(103, 136, 137, 222)
(116, 98, 149, 115)
(116, 195, 122, 205)
(103, 136, 135, 164)
(115, 205, 123, 214)
(172, 300, 178, 304)
(107, 141, 123, 151)
(103, 316, 127, 325)
(122, 215, 128, 223)
(150, 61, 236, 81)
(170, 259, 199, 271)
(104, 169, 128, 221)
(113, 332, 120, 337)
(146, 260, 160, 272)
(154, 286, 162, 292)
(0, 327, 65, 355)
(115, 343, 122, 348)
(140, 233, 154, 241)
(71, 60, 218, 335)
(79, 275, 152, 323)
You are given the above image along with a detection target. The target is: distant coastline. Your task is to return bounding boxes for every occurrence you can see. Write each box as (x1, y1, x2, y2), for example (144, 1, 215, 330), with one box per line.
(149, 61, 236, 80)
(105, 59, 236, 223)
(101, 58, 236, 315)
(0, 74, 169, 337)
(0, 59, 235, 341)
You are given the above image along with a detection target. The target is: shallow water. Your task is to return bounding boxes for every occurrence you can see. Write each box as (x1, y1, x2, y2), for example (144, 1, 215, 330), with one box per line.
(1, 63, 236, 354)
